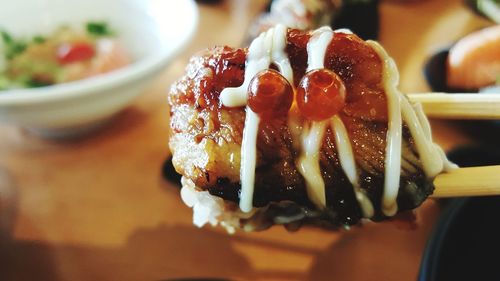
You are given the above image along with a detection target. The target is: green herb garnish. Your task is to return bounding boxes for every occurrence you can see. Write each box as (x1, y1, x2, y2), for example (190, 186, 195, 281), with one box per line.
(1, 30, 27, 60)
(1, 30, 13, 43)
(24, 78, 52, 88)
(86, 21, 113, 36)
(32, 35, 46, 44)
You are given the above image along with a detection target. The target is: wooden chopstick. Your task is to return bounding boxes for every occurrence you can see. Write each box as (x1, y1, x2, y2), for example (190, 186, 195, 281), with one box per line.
(407, 93, 500, 120)
(432, 165, 500, 198)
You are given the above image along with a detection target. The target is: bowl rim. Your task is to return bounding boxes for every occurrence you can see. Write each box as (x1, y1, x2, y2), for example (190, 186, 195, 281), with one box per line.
(0, 0, 198, 105)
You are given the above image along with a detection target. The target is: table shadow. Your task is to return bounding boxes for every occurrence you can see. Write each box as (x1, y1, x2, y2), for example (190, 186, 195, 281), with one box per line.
(0, 167, 60, 281)
(306, 205, 440, 281)
(0, 222, 310, 281)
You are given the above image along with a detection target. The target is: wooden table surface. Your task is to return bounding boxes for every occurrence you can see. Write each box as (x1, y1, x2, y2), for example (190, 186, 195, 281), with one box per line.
(0, 1, 490, 280)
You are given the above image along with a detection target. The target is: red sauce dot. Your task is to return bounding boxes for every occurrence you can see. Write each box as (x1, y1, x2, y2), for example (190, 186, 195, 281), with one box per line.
(296, 69, 346, 121)
(247, 69, 293, 119)
(57, 42, 96, 64)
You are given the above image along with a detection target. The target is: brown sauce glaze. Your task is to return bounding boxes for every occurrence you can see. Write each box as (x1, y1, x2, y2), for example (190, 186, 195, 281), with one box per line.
(169, 28, 432, 227)
(169, 46, 246, 109)
(325, 33, 387, 122)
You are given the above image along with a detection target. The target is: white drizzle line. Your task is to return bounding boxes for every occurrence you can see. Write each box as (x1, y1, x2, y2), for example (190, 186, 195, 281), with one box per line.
(367, 41, 402, 217)
(369, 41, 456, 216)
(412, 102, 458, 171)
(400, 98, 444, 178)
(220, 31, 272, 107)
(296, 27, 334, 209)
(306, 26, 334, 72)
(219, 24, 292, 213)
(331, 116, 374, 218)
(239, 109, 260, 212)
(297, 26, 377, 215)
(334, 28, 353, 34)
(297, 121, 328, 207)
(413, 101, 433, 138)
(220, 24, 292, 107)
(298, 26, 377, 216)
(272, 24, 294, 84)
(401, 96, 457, 175)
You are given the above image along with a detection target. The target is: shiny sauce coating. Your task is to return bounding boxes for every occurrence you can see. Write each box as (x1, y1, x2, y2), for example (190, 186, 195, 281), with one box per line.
(169, 26, 452, 226)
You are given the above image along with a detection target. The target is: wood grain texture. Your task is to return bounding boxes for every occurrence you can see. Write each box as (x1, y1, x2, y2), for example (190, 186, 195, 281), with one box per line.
(408, 93, 500, 119)
(433, 165, 500, 197)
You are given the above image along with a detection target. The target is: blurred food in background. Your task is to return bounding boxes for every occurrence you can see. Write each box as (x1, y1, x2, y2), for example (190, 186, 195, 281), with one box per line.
(465, 0, 500, 23)
(0, 0, 197, 138)
(247, 0, 379, 42)
(249, 0, 342, 33)
(446, 24, 500, 91)
(0, 22, 130, 91)
(424, 0, 499, 93)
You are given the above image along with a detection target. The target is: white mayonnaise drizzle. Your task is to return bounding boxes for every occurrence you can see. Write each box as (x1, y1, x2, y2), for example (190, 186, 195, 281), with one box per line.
(400, 97, 444, 177)
(239, 109, 260, 212)
(369, 41, 455, 216)
(297, 121, 328, 207)
(296, 27, 333, 209)
(220, 24, 292, 212)
(298, 26, 375, 217)
(220, 24, 293, 107)
(306, 26, 334, 72)
(331, 116, 374, 218)
(218, 25, 454, 217)
(412, 102, 458, 171)
(367, 41, 403, 216)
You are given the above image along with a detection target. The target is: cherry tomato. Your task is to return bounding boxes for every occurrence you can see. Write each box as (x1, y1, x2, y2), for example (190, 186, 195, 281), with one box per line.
(296, 69, 346, 121)
(57, 42, 96, 64)
(247, 69, 293, 119)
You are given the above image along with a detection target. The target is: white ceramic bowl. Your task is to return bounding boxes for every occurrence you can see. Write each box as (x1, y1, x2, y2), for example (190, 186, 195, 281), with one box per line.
(0, 0, 198, 137)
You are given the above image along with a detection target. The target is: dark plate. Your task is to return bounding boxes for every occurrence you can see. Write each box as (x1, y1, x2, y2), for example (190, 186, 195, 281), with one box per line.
(418, 196, 500, 281)
(423, 49, 470, 93)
